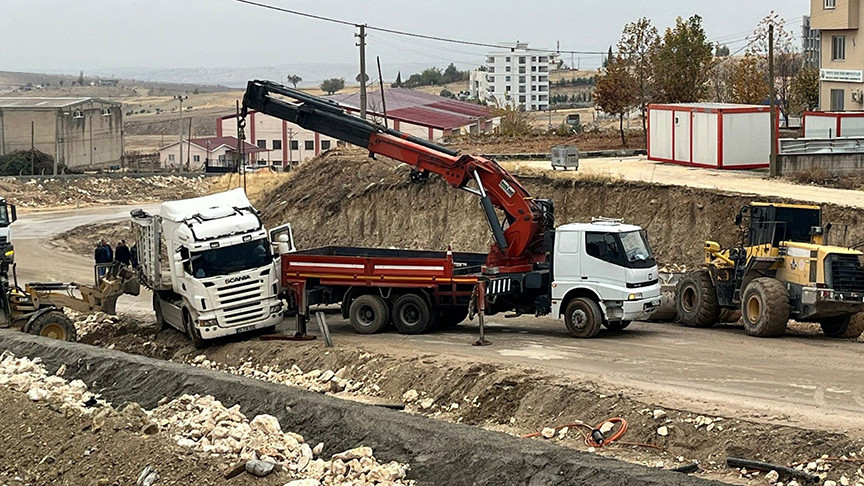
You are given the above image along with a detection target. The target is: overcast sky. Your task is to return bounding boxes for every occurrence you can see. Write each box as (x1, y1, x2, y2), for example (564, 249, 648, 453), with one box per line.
(1, 1, 809, 76)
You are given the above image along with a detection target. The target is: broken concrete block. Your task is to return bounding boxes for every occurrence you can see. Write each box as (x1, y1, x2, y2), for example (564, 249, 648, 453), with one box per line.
(541, 427, 556, 439)
(652, 409, 667, 420)
(332, 446, 373, 462)
(765, 470, 780, 484)
(657, 426, 669, 437)
(245, 458, 276, 477)
(401, 389, 419, 402)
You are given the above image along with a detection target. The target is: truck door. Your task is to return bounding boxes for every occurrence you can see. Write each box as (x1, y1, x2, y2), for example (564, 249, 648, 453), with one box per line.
(269, 223, 296, 254)
(583, 232, 627, 293)
(554, 230, 581, 282)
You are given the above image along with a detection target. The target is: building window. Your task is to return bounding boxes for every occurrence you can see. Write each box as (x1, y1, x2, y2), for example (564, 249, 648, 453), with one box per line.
(290, 140, 298, 150)
(532, 76, 536, 81)
(539, 56, 547, 63)
(519, 67, 526, 74)
(489, 85, 495, 91)
(505, 56, 510, 62)
(831, 89, 845, 111)
(218, 155, 226, 163)
(168, 154, 175, 162)
(487, 56, 495, 63)
(833, 36, 846, 61)
(505, 86, 511, 92)
(505, 66, 511, 72)
(825, 0, 836, 8)
(518, 95, 526, 103)
(272, 139, 282, 150)
(505, 76, 511, 82)
(518, 57, 526, 64)
(305, 140, 314, 150)
(531, 66, 537, 72)
(257, 140, 266, 149)
(519, 76, 526, 83)
(193, 155, 200, 162)
(321, 140, 331, 150)
(519, 86, 526, 93)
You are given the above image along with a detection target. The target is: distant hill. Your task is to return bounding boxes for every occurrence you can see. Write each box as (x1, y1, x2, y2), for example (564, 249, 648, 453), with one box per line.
(0, 70, 232, 95)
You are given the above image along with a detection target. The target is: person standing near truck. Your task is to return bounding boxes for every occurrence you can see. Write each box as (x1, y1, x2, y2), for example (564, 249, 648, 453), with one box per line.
(115, 240, 131, 266)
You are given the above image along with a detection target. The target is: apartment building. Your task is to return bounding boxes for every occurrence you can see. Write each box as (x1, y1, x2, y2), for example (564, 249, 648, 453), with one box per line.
(469, 42, 551, 111)
(802, 15, 821, 68)
(811, 0, 864, 110)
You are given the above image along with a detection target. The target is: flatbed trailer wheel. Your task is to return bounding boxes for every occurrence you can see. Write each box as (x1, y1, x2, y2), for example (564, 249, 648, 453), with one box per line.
(741, 278, 789, 337)
(675, 270, 720, 327)
(564, 297, 602, 338)
(392, 293, 433, 334)
(349, 294, 389, 334)
(29, 310, 77, 342)
(819, 315, 851, 338)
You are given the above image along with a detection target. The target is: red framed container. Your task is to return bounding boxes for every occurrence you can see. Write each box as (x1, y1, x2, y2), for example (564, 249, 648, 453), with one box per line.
(647, 103, 773, 169)
(802, 111, 864, 138)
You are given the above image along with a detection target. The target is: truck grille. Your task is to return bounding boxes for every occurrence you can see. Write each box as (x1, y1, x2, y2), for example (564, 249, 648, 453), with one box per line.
(216, 279, 266, 325)
(828, 255, 864, 293)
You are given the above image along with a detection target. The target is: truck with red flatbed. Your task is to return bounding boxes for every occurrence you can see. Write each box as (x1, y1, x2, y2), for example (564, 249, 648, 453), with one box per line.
(243, 80, 662, 338)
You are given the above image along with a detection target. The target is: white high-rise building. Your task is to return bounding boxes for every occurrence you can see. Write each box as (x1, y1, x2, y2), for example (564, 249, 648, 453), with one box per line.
(469, 42, 552, 111)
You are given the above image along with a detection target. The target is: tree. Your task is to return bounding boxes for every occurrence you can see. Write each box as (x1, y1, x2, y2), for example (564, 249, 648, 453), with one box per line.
(715, 45, 731, 57)
(790, 66, 819, 114)
(749, 12, 802, 126)
(442, 63, 464, 83)
(58, 80, 64, 87)
(355, 73, 370, 83)
(595, 55, 638, 146)
(709, 60, 735, 103)
(286, 74, 302, 88)
(320, 78, 345, 95)
(618, 17, 659, 142)
(731, 53, 769, 104)
(77, 70, 84, 86)
(602, 46, 613, 68)
(391, 71, 402, 88)
(652, 15, 714, 103)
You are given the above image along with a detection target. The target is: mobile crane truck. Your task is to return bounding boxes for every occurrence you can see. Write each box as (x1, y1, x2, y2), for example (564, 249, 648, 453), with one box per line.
(131, 188, 294, 347)
(241, 80, 661, 338)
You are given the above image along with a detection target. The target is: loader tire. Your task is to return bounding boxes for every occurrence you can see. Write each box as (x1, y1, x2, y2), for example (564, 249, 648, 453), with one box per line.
(675, 270, 720, 327)
(842, 313, 864, 339)
(819, 315, 852, 338)
(741, 278, 789, 337)
(29, 310, 77, 342)
(349, 294, 389, 334)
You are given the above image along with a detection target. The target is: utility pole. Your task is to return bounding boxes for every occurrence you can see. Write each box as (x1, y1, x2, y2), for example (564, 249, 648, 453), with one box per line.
(376, 56, 388, 128)
(174, 95, 187, 169)
(30, 121, 34, 175)
(287, 128, 295, 170)
(356, 24, 367, 119)
(768, 24, 778, 178)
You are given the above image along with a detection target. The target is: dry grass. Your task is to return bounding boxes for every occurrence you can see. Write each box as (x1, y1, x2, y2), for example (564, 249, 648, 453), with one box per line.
(500, 161, 623, 183)
(208, 170, 293, 204)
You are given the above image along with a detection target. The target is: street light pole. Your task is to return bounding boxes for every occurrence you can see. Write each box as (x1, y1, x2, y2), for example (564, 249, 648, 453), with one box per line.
(768, 24, 778, 178)
(174, 95, 187, 169)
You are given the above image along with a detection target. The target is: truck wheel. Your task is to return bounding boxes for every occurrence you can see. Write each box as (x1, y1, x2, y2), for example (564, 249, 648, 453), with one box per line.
(843, 314, 864, 339)
(741, 278, 789, 337)
(675, 270, 720, 327)
(349, 294, 389, 334)
(819, 315, 851, 338)
(183, 310, 206, 349)
(393, 294, 433, 334)
(564, 297, 602, 338)
(436, 307, 469, 329)
(29, 310, 77, 342)
(153, 293, 169, 330)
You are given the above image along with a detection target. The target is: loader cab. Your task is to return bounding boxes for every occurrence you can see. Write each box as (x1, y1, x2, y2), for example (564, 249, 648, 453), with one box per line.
(737, 203, 821, 246)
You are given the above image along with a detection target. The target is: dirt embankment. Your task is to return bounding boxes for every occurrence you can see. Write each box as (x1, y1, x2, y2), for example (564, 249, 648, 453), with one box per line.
(255, 150, 864, 268)
(446, 130, 645, 154)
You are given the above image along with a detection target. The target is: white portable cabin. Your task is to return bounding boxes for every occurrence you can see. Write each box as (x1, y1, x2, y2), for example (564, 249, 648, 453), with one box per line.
(647, 103, 773, 169)
(802, 111, 864, 138)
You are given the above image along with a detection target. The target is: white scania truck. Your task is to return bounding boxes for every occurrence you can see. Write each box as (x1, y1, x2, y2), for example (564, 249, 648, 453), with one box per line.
(131, 188, 294, 347)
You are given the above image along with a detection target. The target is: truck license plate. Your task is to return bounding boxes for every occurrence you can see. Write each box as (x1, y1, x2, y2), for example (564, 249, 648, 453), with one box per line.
(235, 325, 256, 334)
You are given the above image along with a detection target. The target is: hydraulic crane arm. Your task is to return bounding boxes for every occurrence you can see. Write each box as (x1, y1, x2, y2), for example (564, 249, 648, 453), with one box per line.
(241, 80, 553, 271)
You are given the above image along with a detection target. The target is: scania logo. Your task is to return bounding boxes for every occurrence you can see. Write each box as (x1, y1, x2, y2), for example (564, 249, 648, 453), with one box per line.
(225, 275, 252, 284)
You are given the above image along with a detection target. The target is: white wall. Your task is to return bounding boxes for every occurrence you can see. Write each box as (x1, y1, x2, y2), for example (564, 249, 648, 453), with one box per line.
(648, 109, 672, 161)
(722, 112, 771, 167)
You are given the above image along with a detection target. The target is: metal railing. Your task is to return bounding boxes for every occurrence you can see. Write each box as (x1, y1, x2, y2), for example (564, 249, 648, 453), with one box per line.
(779, 137, 864, 154)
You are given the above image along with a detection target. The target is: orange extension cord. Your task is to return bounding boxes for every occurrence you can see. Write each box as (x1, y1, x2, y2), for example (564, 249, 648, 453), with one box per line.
(522, 417, 667, 452)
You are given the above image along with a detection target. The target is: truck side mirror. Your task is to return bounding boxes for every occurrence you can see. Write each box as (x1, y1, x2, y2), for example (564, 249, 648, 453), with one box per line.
(172, 252, 186, 275)
(9, 205, 16, 223)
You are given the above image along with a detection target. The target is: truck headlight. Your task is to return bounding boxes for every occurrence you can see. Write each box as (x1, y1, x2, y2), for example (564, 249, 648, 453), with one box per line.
(4, 249, 13, 258)
(627, 293, 643, 301)
(269, 304, 282, 314)
(197, 318, 218, 328)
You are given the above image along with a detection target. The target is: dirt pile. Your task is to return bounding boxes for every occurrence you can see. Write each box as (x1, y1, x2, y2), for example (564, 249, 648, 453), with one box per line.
(0, 174, 211, 209)
(75, 316, 864, 485)
(0, 351, 414, 485)
(256, 151, 864, 267)
(446, 130, 645, 154)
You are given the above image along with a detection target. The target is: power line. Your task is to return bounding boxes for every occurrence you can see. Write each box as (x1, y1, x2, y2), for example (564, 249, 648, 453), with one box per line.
(231, 0, 606, 55)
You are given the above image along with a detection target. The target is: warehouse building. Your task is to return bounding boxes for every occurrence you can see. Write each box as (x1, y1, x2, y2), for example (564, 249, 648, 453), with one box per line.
(0, 97, 123, 171)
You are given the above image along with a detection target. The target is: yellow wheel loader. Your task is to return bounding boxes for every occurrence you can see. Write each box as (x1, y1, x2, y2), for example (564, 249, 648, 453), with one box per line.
(675, 202, 864, 338)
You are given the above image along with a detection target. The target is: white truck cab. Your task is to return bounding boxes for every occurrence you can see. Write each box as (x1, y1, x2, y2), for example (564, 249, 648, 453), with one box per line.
(551, 219, 661, 337)
(132, 188, 293, 346)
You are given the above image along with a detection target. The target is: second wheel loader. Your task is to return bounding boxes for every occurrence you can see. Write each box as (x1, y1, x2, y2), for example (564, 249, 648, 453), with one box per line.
(676, 202, 864, 338)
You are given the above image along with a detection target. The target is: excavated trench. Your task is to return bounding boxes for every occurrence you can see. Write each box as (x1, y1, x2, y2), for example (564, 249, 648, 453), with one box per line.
(0, 329, 719, 486)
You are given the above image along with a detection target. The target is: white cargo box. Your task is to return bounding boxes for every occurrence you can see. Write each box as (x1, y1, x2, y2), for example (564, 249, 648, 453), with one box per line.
(550, 145, 579, 170)
(802, 111, 864, 138)
(648, 103, 773, 169)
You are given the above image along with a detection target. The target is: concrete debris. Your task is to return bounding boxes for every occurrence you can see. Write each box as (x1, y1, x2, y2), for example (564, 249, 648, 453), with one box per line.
(401, 389, 419, 403)
(765, 470, 780, 483)
(419, 398, 434, 410)
(285, 480, 321, 486)
(657, 426, 669, 437)
(0, 352, 414, 485)
(825, 481, 837, 486)
(652, 409, 667, 420)
(136, 465, 158, 486)
(541, 427, 556, 439)
(599, 421, 615, 434)
(65, 310, 121, 338)
(558, 426, 569, 439)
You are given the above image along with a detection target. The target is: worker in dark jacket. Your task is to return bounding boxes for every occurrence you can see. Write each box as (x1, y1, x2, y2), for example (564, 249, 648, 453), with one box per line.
(130, 243, 139, 269)
(94, 240, 111, 277)
(115, 240, 131, 266)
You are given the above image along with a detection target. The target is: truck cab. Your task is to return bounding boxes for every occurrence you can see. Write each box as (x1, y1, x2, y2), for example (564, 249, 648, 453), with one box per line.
(551, 220, 661, 337)
(132, 189, 292, 346)
(0, 198, 17, 267)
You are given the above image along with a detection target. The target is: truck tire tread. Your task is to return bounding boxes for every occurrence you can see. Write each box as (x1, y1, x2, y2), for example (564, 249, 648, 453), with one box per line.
(675, 269, 720, 328)
(741, 277, 789, 337)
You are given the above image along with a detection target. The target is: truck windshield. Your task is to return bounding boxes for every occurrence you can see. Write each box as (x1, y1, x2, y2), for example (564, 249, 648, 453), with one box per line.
(0, 205, 9, 227)
(619, 230, 654, 266)
(189, 238, 271, 278)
